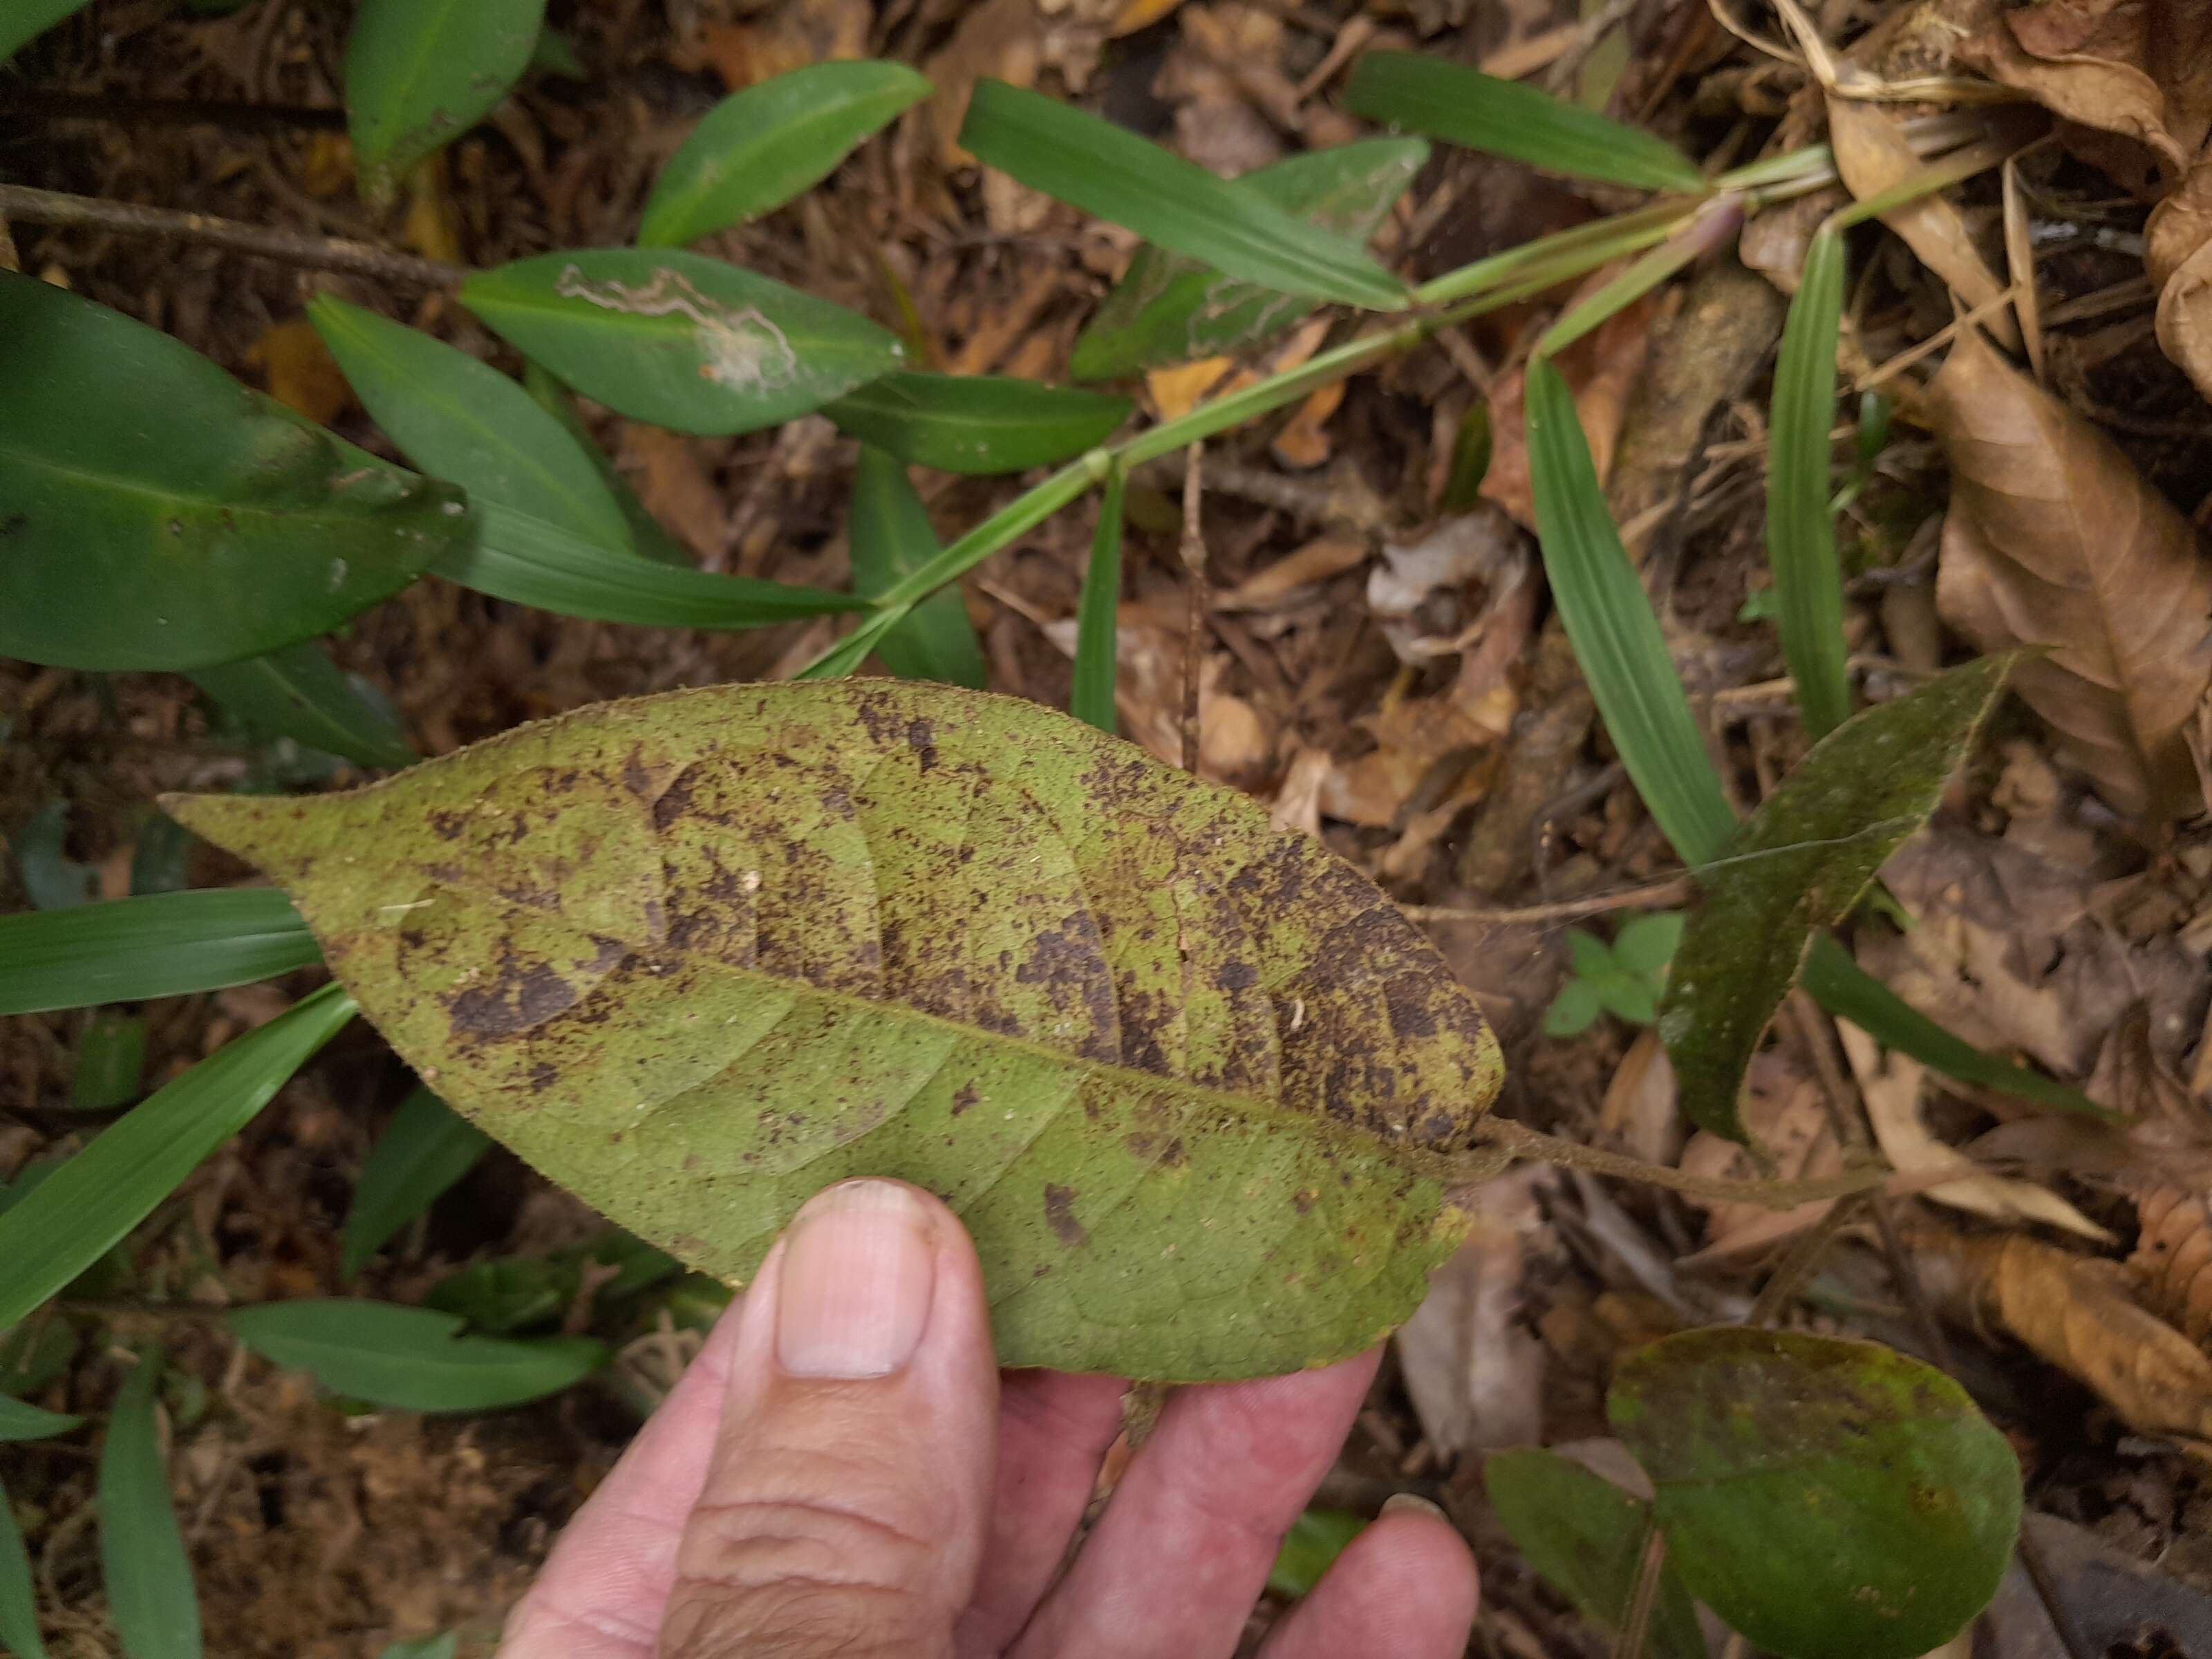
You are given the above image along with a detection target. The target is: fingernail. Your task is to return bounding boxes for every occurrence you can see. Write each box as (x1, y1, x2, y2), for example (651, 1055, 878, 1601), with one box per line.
(1380, 1492, 1450, 1524)
(776, 1181, 937, 1379)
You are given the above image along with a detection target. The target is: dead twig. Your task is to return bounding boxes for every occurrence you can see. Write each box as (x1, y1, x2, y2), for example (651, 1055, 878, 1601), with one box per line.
(0, 182, 462, 288)
(1179, 442, 1206, 776)
(1403, 874, 1694, 926)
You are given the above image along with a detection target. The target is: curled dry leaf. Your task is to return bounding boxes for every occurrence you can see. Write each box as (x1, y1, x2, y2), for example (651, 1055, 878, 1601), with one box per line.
(2148, 156, 2212, 404)
(1827, 97, 2018, 350)
(1958, 0, 2212, 178)
(2133, 1185, 2212, 1349)
(1837, 1023, 2112, 1243)
(1926, 327, 2212, 819)
(1918, 1227, 2212, 1454)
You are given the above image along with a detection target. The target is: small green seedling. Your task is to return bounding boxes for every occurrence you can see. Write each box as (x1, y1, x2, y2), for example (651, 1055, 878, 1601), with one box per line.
(1544, 912, 1683, 1035)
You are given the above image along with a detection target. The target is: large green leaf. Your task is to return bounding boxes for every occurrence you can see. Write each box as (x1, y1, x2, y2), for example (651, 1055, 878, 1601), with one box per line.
(0, 984, 356, 1331)
(638, 60, 933, 247)
(447, 501, 865, 628)
(310, 295, 635, 555)
(226, 1301, 604, 1412)
(1, 0, 87, 63)
(1343, 52, 1705, 195)
(345, 0, 547, 194)
(1069, 138, 1428, 382)
(99, 1352, 201, 1659)
(959, 80, 1407, 312)
(340, 1086, 493, 1279)
(1610, 1329, 2021, 1659)
(825, 373, 1131, 476)
(1659, 655, 2019, 1143)
(1767, 227, 1852, 738)
(1483, 1449, 1703, 1659)
(0, 888, 321, 1017)
(187, 640, 417, 771)
(519, 362, 693, 566)
(460, 249, 906, 435)
(849, 447, 987, 688)
(167, 682, 1505, 1380)
(0, 275, 467, 672)
(0, 1471, 42, 1659)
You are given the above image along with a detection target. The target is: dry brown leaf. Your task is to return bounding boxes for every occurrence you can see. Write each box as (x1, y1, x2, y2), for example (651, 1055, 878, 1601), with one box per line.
(618, 425, 726, 562)
(247, 319, 352, 426)
(1146, 357, 1235, 422)
(1112, 0, 1190, 35)
(1482, 291, 1660, 528)
(686, 0, 870, 90)
(1926, 326, 2212, 818)
(1394, 1169, 1550, 1456)
(2147, 153, 2212, 402)
(1600, 1027, 1682, 1167)
(918, 0, 1042, 167)
(1827, 96, 2021, 350)
(1960, 0, 2212, 176)
(1270, 382, 1342, 469)
(2133, 1185, 2212, 1349)
(1214, 535, 1367, 612)
(1839, 1024, 2115, 1242)
(1679, 1051, 1843, 1259)
(1920, 1228, 2212, 1452)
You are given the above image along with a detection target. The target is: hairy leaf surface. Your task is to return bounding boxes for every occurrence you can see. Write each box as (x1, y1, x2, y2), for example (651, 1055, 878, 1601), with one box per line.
(169, 682, 1503, 1378)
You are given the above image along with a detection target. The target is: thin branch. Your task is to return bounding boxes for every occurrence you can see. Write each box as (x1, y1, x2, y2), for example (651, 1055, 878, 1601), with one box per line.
(0, 182, 462, 288)
(1610, 1524, 1669, 1659)
(1403, 875, 1694, 927)
(1467, 1116, 1886, 1209)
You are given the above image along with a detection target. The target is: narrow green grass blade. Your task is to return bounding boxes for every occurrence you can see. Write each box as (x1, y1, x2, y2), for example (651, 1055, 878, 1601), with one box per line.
(98, 1351, 200, 1659)
(0, 1472, 44, 1659)
(1525, 357, 1735, 862)
(1767, 227, 1852, 738)
(638, 59, 931, 246)
(1, 0, 88, 64)
(0, 1396, 83, 1442)
(827, 373, 1131, 476)
(187, 640, 417, 771)
(227, 1302, 604, 1412)
(849, 447, 987, 688)
(1072, 469, 1126, 732)
(959, 79, 1406, 312)
(340, 1087, 493, 1279)
(519, 362, 693, 567)
(1523, 362, 2092, 1116)
(444, 501, 864, 627)
(0, 889, 321, 1016)
(1344, 52, 1705, 195)
(0, 984, 356, 1331)
(1535, 197, 1742, 359)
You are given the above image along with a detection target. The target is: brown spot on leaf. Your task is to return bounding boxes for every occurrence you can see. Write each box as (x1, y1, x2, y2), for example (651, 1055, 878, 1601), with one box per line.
(950, 1083, 979, 1117)
(1043, 1183, 1087, 1248)
(907, 718, 937, 771)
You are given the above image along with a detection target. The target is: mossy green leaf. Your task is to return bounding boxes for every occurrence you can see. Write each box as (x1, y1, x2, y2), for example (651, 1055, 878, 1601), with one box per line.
(1658, 654, 2020, 1143)
(166, 682, 1504, 1380)
(1609, 1328, 2021, 1659)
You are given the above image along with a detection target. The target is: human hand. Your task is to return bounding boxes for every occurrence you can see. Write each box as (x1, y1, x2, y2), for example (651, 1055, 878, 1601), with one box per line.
(500, 1179, 1479, 1658)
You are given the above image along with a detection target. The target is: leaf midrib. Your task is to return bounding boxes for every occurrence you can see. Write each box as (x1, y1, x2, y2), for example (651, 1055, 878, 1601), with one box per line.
(0, 433, 431, 526)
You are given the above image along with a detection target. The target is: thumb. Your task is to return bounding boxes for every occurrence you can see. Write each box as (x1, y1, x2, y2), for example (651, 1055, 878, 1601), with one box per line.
(657, 1179, 1000, 1659)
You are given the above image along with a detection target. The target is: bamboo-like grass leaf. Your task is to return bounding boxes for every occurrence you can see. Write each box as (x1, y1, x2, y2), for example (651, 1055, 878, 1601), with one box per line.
(1766, 226, 1853, 738)
(310, 296, 635, 555)
(1, 0, 87, 63)
(1522, 360, 2098, 1116)
(187, 640, 417, 771)
(0, 1396, 83, 1442)
(0, 1472, 43, 1659)
(1534, 195, 1742, 359)
(1344, 52, 1706, 195)
(450, 502, 864, 628)
(98, 1351, 201, 1659)
(1483, 1449, 1705, 1659)
(0, 275, 468, 672)
(825, 373, 1132, 475)
(519, 362, 693, 566)
(1658, 655, 2020, 1143)
(167, 681, 1504, 1380)
(849, 447, 987, 688)
(227, 1301, 604, 1412)
(0, 984, 356, 1331)
(960, 80, 1407, 312)
(0, 889, 321, 1017)
(340, 1087, 494, 1279)
(1611, 1329, 2021, 1659)
(1069, 138, 1428, 381)
(345, 0, 547, 194)
(1072, 469, 1127, 731)
(638, 60, 932, 247)
(461, 249, 906, 435)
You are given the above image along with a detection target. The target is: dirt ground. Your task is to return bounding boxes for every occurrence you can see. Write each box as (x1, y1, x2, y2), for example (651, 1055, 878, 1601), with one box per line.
(6, 0, 2212, 1655)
